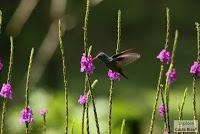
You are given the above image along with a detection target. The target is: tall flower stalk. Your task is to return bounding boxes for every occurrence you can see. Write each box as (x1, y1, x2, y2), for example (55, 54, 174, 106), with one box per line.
(81, 75, 88, 134)
(85, 96, 90, 134)
(178, 88, 188, 120)
(192, 22, 200, 122)
(165, 30, 179, 133)
(0, 36, 14, 134)
(149, 8, 170, 134)
(0, 10, 2, 33)
(58, 20, 69, 134)
(79, 79, 98, 134)
(42, 115, 47, 134)
(83, 0, 90, 52)
(159, 84, 167, 128)
(108, 80, 113, 134)
(39, 108, 48, 134)
(24, 48, 34, 134)
(18, 49, 35, 134)
(80, 0, 100, 133)
(81, 0, 90, 133)
(189, 22, 200, 134)
(88, 77, 100, 134)
(108, 10, 121, 134)
(120, 119, 126, 134)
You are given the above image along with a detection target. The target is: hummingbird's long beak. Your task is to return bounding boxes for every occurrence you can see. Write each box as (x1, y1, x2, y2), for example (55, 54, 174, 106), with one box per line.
(92, 56, 98, 61)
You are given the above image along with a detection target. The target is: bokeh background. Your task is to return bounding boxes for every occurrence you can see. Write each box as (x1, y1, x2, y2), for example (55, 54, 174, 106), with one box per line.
(0, 0, 200, 133)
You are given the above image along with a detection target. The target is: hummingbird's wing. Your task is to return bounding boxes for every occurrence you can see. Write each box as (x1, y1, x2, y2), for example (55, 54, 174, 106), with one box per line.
(112, 52, 140, 67)
(111, 49, 135, 59)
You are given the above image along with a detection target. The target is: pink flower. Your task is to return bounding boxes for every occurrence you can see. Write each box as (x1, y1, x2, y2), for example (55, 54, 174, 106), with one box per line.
(78, 94, 87, 105)
(80, 52, 95, 74)
(19, 107, 34, 124)
(163, 128, 168, 134)
(107, 69, 120, 81)
(190, 61, 200, 77)
(159, 104, 167, 117)
(166, 68, 176, 85)
(0, 83, 12, 99)
(157, 49, 171, 64)
(39, 108, 48, 116)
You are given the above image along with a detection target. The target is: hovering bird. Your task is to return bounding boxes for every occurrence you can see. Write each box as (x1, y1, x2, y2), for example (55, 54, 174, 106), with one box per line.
(93, 49, 140, 79)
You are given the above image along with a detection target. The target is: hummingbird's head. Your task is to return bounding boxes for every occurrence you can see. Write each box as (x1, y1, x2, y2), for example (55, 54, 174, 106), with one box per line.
(93, 52, 109, 61)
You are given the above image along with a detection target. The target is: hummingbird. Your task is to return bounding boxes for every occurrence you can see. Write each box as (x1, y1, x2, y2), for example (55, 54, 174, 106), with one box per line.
(93, 49, 140, 79)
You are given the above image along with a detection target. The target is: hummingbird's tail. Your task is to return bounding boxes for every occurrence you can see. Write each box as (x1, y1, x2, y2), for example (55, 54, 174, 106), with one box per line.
(119, 69, 128, 79)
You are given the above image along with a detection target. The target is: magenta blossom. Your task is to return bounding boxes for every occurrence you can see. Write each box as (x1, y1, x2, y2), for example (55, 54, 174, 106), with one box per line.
(19, 107, 34, 124)
(157, 49, 171, 64)
(80, 52, 95, 74)
(107, 69, 120, 81)
(166, 68, 176, 85)
(159, 104, 167, 116)
(163, 128, 168, 134)
(190, 61, 200, 77)
(39, 108, 48, 116)
(0, 83, 12, 99)
(0, 59, 3, 71)
(78, 94, 87, 105)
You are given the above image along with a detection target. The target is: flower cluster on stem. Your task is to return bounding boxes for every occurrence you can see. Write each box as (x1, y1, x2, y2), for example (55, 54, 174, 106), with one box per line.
(0, 83, 12, 99)
(78, 94, 87, 105)
(19, 107, 34, 124)
(166, 68, 176, 85)
(190, 61, 200, 77)
(159, 104, 167, 117)
(80, 52, 95, 75)
(107, 69, 120, 81)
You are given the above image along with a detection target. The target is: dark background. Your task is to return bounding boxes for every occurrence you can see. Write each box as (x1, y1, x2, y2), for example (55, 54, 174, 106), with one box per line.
(0, 0, 200, 133)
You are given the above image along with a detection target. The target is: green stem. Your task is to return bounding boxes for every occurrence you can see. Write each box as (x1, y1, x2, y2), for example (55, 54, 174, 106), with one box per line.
(165, 30, 179, 133)
(58, 20, 69, 134)
(81, 104, 86, 134)
(25, 48, 34, 108)
(164, 8, 170, 49)
(149, 8, 170, 134)
(178, 88, 187, 120)
(194, 22, 199, 134)
(43, 115, 46, 134)
(120, 119, 126, 134)
(108, 81, 113, 134)
(0, 10, 2, 34)
(82, 0, 90, 131)
(83, 0, 90, 52)
(7, 37, 14, 84)
(192, 77, 197, 121)
(108, 9, 121, 134)
(149, 64, 164, 134)
(160, 84, 167, 129)
(86, 100, 90, 134)
(25, 123, 29, 134)
(25, 48, 34, 134)
(116, 10, 121, 54)
(82, 73, 88, 134)
(85, 80, 98, 134)
(81, 74, 89, 134)
(195, 22, 200, 61)
(88, 77, 100, 134)
(0, 36, 14, 134)
(0, 99, 7, 134)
